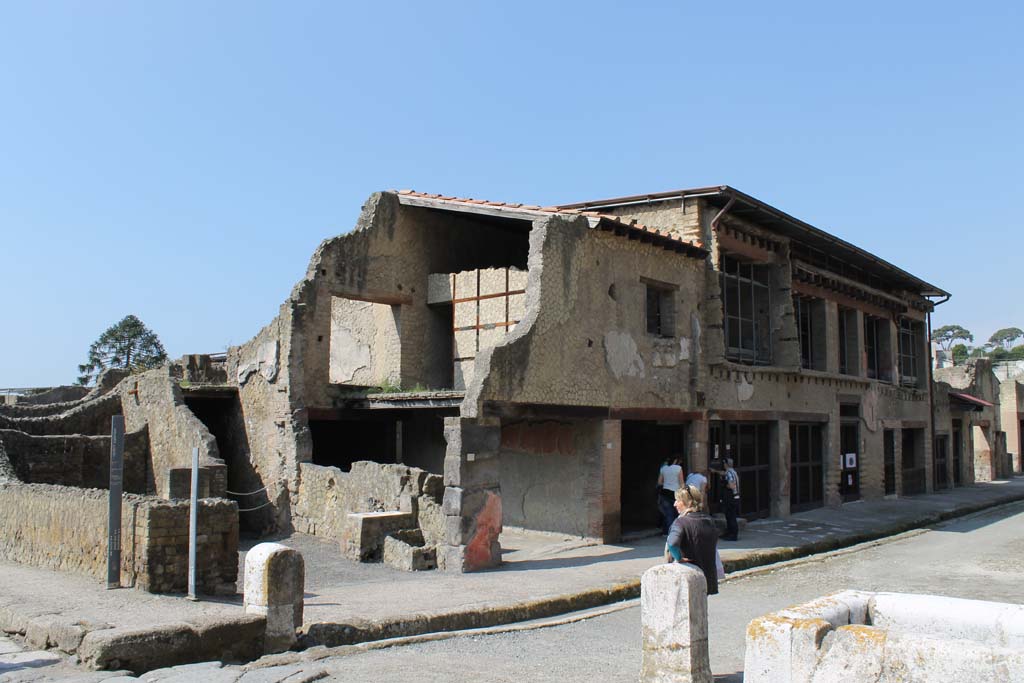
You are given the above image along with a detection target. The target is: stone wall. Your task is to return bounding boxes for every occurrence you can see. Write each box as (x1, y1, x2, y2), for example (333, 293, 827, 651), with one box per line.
(227, 314, 298, 532)
(0, 482, 237, 594)
(0, 392, 122, 436)
(291, 461, 444, 550)
(0, 428, 150, 493)
(119, 368, 224, 499)
(13, 385, 90, 405)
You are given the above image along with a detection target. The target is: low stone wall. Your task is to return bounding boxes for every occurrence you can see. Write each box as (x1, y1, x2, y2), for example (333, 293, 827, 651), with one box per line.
(745, 590, 1024, 682)
(0, 482, 238, 594)
(0, 392, 123, 436)
(292, 461, 445, 561)
(0, 427, 150, 493)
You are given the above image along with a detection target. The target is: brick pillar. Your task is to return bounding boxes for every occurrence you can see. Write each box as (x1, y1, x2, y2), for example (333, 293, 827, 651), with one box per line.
(923, 425, 934, 494)
(438, 417, 502, 572)
(689, 418, 710, 474)
(771, 420, 791, 518)
(823, 301, 839, 375)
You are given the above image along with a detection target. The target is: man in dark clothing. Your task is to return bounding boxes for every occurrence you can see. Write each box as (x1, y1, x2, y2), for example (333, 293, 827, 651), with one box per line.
(666, 484, 719, 595)
(718, 456, 740, 541)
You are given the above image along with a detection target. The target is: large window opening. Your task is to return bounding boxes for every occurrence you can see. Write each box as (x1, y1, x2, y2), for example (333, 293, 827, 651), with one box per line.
(720, 254, 772, 365)
(864, 315, 893, 382)
(309, 409, 452, 475)
(838, 306, 859, 375)
(790, 423, 824, 512)
(794, 295, 827, 370)
(898, 318, 924, 388)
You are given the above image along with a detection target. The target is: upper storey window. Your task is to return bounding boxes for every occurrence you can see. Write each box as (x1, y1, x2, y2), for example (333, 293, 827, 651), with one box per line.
(645, 282, 676, 338)
(720, 255, 772, 365)
(898, 318, 924, 387)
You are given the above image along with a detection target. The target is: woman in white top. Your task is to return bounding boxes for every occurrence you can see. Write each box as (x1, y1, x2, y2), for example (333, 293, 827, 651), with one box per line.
(657, 456, 685, 534)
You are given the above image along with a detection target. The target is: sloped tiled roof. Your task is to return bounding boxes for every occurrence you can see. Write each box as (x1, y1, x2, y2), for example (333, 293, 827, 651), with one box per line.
(395, 190, 707, 258)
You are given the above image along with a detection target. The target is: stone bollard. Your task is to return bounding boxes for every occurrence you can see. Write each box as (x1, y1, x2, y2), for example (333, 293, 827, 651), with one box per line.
(244, 543, 305, 653)
(640, 562, 712, 683)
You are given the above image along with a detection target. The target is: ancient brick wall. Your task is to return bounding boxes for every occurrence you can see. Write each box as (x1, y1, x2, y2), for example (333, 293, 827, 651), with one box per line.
(0, 482, 237, 594)
(0, 392, 122, 436)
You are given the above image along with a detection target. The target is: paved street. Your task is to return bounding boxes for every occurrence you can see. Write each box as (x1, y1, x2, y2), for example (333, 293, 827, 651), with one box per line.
(290, 498, 1024, 682)
(4, 499, 1022, 682)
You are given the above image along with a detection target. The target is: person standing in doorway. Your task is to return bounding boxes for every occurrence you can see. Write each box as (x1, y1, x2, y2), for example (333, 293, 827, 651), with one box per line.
(657, 455, 684, 535)
(719, 456, 740, 541)
(685, 467, 709, 512)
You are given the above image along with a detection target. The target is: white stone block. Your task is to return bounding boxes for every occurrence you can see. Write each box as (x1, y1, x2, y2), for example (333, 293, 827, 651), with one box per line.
(243, 543, 304, 653)
(640, 563, 711, 683)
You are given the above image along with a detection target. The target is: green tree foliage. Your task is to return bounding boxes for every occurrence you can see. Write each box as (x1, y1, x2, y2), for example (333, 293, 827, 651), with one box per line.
(951, 343, 970, 365)
(988, 327, 1024, 351)
(77, 315, 168, 385)
(932, 324, 973, 352)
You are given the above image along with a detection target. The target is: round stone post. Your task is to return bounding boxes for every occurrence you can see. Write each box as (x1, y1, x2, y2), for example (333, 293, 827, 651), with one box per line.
(641, 562, 712, 683)
(244, 543, 304, 653)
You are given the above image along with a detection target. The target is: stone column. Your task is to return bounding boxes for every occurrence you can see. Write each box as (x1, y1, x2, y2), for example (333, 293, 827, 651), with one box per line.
(884, 319, 900, 384)
(823, 411, 842, 507)
(823, 301, 839, 375)
(689, 418, 710, 474)
(770, 419, 791, 518)
(438, 416, 503, 572)
(244, 543, 304, 654)
(847, 309, 864, 377)
(640, 563, 712, 683)
(923, 425, 934, 494)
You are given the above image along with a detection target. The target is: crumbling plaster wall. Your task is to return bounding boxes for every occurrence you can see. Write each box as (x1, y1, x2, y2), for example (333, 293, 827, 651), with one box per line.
(291, 461, 444, 548)
(119, 367, 223, 499)
(226, 313, 299, 532)
(466, 214, 706, 413)
(499, 418, 608, 537)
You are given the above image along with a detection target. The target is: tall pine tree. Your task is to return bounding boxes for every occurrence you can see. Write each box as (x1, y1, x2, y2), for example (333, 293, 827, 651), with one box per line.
(77, 315, 168, 385)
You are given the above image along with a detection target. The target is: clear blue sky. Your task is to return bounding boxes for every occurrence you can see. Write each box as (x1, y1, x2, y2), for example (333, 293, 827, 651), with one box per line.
(2, 2, 1021, 387)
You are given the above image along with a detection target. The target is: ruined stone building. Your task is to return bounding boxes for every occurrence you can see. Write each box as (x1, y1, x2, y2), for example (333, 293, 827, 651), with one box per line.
(2, 185, 1021, 582)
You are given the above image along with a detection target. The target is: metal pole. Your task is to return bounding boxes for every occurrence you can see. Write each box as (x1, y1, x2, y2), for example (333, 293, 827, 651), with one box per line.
(187, 446, 199, 601)
(106, 415, 125, 589)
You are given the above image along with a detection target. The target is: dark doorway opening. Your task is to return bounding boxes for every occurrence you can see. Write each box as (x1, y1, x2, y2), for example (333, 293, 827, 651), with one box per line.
(934, 434, 949, 490)
(620, 421, 687, 534)
(902, 428, 925, 495)
(952, 420, 963, 486)
(790, 423, 824, 513)
(884, 429, 896, 495)
(839, 404, 860, 502)
(184, 392, 267, 535)
(709, 421, 771, 519)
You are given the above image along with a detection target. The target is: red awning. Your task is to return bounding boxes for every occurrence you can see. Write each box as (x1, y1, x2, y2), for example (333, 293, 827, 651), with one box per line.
(949, 391, 994, 408)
